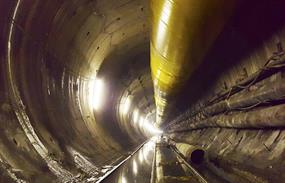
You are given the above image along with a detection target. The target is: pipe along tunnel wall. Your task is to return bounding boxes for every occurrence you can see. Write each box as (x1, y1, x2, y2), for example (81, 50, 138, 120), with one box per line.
(0, 0, 285, 182)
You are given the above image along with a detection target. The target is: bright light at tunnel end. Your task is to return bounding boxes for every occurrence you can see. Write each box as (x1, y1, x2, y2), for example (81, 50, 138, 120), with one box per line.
(134, 112, 163, 136)
(144, 121, 163, 135)
(139, 116, 163, 135)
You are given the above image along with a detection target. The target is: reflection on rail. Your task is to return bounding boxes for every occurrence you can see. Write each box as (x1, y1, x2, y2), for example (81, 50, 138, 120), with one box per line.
(99, 138, 156, 183)
(98, 136, 210, 183)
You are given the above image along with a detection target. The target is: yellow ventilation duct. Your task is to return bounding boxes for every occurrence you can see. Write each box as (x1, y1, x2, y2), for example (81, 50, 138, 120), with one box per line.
(151, 0, 236, 126)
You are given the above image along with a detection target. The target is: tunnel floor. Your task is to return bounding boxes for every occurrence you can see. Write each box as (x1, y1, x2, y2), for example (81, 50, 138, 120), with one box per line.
(100, 140, 154, 183)
(98, 137, 220, 183)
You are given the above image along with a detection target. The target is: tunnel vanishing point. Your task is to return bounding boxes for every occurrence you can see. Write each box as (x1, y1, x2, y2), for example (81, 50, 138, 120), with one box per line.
(0, 0, 285, 182)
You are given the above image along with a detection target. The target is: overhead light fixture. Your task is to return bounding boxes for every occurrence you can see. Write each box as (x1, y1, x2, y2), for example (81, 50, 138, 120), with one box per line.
(88, 78, 105, 110)
(133, 109, 139, 123)
(121, 96, 131, 115)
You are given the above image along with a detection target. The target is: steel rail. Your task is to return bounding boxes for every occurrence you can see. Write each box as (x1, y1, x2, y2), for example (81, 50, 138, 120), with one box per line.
(150, 142, 157, 183)
(96, 141, 147, 183)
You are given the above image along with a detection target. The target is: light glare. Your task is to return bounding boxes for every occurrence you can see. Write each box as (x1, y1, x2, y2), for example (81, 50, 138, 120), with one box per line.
(122, 96, 131, 115)
(121, 175, 127, 183)
(88, 78, 105, 110)
(144, 121, 163, 134)
(133, 160, 138, 175)
(139, 116, 145, 127)
(133, 110, 139, 123)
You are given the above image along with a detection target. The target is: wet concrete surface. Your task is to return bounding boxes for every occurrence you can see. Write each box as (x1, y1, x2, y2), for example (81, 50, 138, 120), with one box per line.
(101, 140, 155, 183)
(155, 142, 200, 183)
(101, 137, 206, 183)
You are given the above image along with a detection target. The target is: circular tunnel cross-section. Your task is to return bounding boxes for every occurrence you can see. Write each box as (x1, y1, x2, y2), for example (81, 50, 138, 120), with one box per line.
(1, 0, 285, 182)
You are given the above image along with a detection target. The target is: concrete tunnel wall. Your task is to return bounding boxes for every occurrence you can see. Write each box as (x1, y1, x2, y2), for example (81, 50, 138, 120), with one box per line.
(0, 0, 153, 182)
(0, 0, 285, 182)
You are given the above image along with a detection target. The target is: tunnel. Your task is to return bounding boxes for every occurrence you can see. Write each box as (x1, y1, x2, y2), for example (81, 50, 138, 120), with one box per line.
(0, 0, 285, 182)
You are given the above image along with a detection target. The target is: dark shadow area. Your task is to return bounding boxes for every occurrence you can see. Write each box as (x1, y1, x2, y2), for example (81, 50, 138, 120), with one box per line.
(169, 0, 285, 121)
(189, 149, 205, 165)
